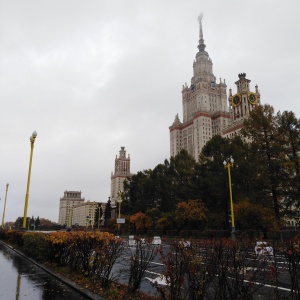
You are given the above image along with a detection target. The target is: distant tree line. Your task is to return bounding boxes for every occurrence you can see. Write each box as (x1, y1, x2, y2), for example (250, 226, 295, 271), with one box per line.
(12, 216, 60, 230)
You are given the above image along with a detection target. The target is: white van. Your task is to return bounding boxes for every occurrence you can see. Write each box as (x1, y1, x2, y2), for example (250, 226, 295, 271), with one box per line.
(128, 235, 136, 246)
(255, 241, 273, 256)
(152, 236, 162, 245)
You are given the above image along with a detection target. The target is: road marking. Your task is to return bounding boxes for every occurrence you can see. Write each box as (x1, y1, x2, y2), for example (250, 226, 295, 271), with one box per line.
(121, 255, 164, 266)
(145, 270, 161, 276)
(242, 279, 291, 292)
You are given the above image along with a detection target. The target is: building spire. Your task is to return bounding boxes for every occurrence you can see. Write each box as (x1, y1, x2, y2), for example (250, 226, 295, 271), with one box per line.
(197, 13, 206, 52)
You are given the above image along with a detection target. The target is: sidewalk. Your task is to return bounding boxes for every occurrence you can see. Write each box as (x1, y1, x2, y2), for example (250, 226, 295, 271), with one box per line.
(0, 240, 105, 300)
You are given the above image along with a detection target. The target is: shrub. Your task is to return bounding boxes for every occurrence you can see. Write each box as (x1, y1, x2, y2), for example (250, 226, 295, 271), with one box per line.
(5, 230, 25, 247)
(22, 232, 49, 262)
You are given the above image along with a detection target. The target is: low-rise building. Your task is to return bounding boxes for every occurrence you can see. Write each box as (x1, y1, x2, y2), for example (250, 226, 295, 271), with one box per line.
(72, 201, 99, 227)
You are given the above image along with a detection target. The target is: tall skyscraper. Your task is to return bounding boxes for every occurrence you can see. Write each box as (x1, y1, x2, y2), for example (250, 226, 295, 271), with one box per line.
(110, 147, 132, 206)
(169, 14, 260, 160)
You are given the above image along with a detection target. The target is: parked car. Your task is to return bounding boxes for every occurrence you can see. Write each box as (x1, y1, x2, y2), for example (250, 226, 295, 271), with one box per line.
(255, 241, 274, 256)
(179, 240, 191, 248)
(128, 235, 137, 246)
(152, 236, 162, 245)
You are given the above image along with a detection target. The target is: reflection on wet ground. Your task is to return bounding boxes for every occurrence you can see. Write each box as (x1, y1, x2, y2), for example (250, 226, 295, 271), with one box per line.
(0, 243, 88, 300)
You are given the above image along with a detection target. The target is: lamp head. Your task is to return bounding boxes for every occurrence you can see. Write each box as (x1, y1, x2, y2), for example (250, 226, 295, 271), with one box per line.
(230, 157, 234, 164)
(32, 131, 37, 138)
(223, 160, 226, 166)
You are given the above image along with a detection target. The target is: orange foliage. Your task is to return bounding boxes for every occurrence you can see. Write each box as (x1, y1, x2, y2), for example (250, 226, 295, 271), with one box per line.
(234, 199, 280, 231)
(129, 212, 151, 230)
(39, 218, 56, 227)
(176, 199, 207, 222)
(46, 230, 114, 245)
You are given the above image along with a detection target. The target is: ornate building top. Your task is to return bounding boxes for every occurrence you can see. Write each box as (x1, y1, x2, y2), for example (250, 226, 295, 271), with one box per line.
(193, 13, 216, 85)
(170, 113, 182, 128)
(197, 13, 206, 54)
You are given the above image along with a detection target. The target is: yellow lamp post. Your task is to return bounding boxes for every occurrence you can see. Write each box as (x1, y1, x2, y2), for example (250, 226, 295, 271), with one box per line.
(1, 183, 9, 229)
(22, 131, 37, 229)
(117, 190, 123, 234)
(223, 157, 235, 240)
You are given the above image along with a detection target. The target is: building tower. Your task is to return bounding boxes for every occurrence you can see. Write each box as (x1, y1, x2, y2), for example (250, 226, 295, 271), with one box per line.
(169, 14, 230, 161)
(222, 73, 260, 138)
(58, 190, 85, 226)
(110, 147, 132, 206)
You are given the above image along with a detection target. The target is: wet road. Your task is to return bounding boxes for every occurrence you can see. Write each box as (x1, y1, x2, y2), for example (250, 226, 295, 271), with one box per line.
(117, 243, 292, 299)
(0, 243, 90, 300)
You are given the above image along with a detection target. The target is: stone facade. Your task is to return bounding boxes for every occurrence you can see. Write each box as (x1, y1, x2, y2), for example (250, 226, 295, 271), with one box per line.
(72, 201, 99, 227)
(170, 15, 260, 161)
(110, 147, 132, 206)
(58, 190, 85, 225)
(223, 73, 260, 138)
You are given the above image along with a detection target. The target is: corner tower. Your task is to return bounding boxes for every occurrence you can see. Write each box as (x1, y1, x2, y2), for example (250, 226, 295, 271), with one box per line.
(222, 73, 260, 138)
(170, 14, 230, 161)
(110, 147, 132, 206)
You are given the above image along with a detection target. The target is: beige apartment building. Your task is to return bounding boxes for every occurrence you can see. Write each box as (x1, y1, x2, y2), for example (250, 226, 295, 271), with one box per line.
(58, 190, 85, 226)
(58, 190, 104, 227)
(72, 201, 99, 227)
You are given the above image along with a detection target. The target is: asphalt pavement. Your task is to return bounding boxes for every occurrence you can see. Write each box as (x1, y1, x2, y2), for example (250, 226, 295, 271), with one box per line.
(0, 241, 103, 300)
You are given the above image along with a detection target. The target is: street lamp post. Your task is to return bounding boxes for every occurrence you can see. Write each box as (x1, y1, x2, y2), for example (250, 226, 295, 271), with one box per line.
(86, 216, 90, 229)
(1, 183, 9, 229)
(22, 131, 37, 229)
(117, 191, 123, 234)
(91, 202, 96, 229)
(31, 217, 37, 231)
(98, 205, 101, 229)
(223, 157, 235, 240)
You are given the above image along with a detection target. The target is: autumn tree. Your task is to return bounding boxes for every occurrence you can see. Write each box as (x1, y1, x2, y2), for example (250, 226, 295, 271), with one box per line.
(129, 212, 150, 232)
(175, 199, 207, 230)
(39, 218, 57, 229)
(156, 211, 178, 232)
(145, 207, 162, 232)
(234, 199, 280, 232)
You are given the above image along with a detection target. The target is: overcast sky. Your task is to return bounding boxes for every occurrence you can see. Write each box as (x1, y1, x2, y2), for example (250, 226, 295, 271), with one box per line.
(1, 0, 300, 224)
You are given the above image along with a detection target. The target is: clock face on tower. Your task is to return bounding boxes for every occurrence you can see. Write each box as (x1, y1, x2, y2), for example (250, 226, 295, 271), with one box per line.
(232, 94, 241, 107)
(248, 92, 257, 105)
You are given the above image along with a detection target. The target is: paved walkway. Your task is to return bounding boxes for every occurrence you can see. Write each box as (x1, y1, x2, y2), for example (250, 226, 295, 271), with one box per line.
(0, 241, 104, 300)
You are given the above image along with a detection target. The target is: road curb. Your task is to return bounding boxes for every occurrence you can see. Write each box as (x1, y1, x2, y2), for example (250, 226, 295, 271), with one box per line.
(0, 240, 105, 300)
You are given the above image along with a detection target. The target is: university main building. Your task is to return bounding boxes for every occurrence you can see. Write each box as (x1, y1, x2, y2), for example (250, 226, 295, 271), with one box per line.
(169, 14, 260, 161)
(59, 15, 263, 227)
